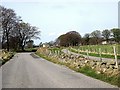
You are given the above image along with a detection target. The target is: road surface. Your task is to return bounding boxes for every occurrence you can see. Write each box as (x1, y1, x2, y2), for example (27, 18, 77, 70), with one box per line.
(1, 53, 118, 88)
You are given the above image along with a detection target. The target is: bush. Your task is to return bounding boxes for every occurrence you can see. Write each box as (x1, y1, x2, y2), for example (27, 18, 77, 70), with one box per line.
(1, 50, 15, 65)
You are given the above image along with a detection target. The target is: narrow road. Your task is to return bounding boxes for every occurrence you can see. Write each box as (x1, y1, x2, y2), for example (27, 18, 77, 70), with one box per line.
(1, 53, 118, 88)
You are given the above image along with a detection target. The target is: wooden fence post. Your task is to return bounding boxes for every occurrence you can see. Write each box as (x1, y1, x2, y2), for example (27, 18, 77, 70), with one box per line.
(86, 49, 89, 59)
(99, 48, 102, 61)
(67, 49, 69, 54)
(45, 49, 47, 53)
(49, 50, 51, 55)
(113, 46, 118, 68)
(55, 50, 57, 55)
(58, 50, 60, 55)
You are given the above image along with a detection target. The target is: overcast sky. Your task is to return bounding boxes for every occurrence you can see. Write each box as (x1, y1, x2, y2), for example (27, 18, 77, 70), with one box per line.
(1, 0, 119, 45)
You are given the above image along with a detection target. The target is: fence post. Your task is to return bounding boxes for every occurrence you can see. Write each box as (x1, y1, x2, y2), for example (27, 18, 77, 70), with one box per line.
(67, 49, 69, 54)
(55, 50, 57, 55)
(113, 46, 118, 68)
(49, 50, 51, 55)
(99, 48, 102, 61)
(86, 49, 89, 59)
(58, 50, 60, 55)
(45, 49, 47, 53)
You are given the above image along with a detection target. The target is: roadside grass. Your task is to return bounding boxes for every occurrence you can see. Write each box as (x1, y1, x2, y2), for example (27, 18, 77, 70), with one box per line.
(63, 62, 120, 87)
(16, 48, 38, 52)
(36, 52, 120, 87)
(1, 51, 16, 65)
(35, 52, 65, 66)
(25, 48, 38, 52)
(76, 66, 120, 87)
(69, 48, 120, 59)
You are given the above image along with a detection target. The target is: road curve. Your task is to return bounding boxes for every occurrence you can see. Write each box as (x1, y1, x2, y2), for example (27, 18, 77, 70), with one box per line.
(1, 53, 118, 88)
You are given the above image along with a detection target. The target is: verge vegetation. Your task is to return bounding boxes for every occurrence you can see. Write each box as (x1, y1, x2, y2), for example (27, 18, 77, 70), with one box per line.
(16, 48, 38, 52)
(0, 50, 15, 66)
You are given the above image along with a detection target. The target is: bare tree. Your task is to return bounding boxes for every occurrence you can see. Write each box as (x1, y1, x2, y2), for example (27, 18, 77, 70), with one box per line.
(83, 33, 90, 45)
(1, 6, 40, 51)
(0, 6, 18, 51)
(17, 22, 40, 50)
(111, 28, 120, 43)
(91, 30, 102, 44)
(102, 29, 111, 42)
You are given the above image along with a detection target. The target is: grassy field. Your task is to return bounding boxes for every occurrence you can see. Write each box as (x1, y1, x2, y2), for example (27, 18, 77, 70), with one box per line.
(74, 44, 120, 54)
(69, 44, 120, 59)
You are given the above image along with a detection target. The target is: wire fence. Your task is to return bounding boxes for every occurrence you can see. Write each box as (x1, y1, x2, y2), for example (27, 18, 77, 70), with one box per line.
(74, 45, 120, 55)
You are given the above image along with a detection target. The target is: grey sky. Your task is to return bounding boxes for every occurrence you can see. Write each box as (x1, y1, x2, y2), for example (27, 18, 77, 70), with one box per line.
(1, 0, 119, 45)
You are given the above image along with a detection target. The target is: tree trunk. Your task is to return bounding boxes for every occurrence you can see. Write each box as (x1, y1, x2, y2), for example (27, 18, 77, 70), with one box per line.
(22, 41, 26, 51)
(6, 33, 9, 51)
(22, 45, 24, 51)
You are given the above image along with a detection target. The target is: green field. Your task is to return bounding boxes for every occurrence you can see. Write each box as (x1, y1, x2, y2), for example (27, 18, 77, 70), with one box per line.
(71, 44, 120, 54)
(69, 44, 120, 59)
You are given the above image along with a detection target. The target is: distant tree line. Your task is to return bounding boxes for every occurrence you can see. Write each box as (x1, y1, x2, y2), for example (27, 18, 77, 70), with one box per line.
(55, 29, 120, 47)
(0, 6, 40, 51)
(82, 29, 120, 45)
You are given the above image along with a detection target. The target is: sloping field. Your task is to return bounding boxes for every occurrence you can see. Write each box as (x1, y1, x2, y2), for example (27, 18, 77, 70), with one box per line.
(72, 44, 120, 55)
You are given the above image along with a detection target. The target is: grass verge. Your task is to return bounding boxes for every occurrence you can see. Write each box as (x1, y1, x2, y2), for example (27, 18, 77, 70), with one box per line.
(16, 48, 38, 52)
(35, 52, 65, 66)
(1, 52, 16, 65)
(77, 66, 120, 87)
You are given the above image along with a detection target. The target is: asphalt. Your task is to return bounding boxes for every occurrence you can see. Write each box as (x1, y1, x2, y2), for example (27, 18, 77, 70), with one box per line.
(0, 53, 118, 88)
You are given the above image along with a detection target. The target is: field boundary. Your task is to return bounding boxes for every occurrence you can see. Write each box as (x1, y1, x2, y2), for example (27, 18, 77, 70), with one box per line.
(63, 49, 120, 65)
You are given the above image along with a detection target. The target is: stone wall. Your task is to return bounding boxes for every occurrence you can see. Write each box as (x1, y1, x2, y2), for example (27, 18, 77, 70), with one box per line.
(59, 53, 120, 77)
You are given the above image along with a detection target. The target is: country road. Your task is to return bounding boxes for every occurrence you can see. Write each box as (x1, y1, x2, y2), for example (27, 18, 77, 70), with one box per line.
(0, 53, 118, 88)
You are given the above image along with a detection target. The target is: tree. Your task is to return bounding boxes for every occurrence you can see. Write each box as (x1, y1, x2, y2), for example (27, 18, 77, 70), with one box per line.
(57, 31, 81, 46)
(111, 28, 120, 43)
(17, 22, 40, 50)
(9, 36, 19, 50)
(39, 42, 43, 47)
(57, 34, 67, 46)
(91, 30, 102, 44)
(102, 29, 111, 42)
(0, 6, 41, 51)
(26, 40, 34, 48)
(48, 41, 55, 46)
(83, 33, 90, 45)
(0, 6, 18, 51)
(0, 27, 2, 49)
